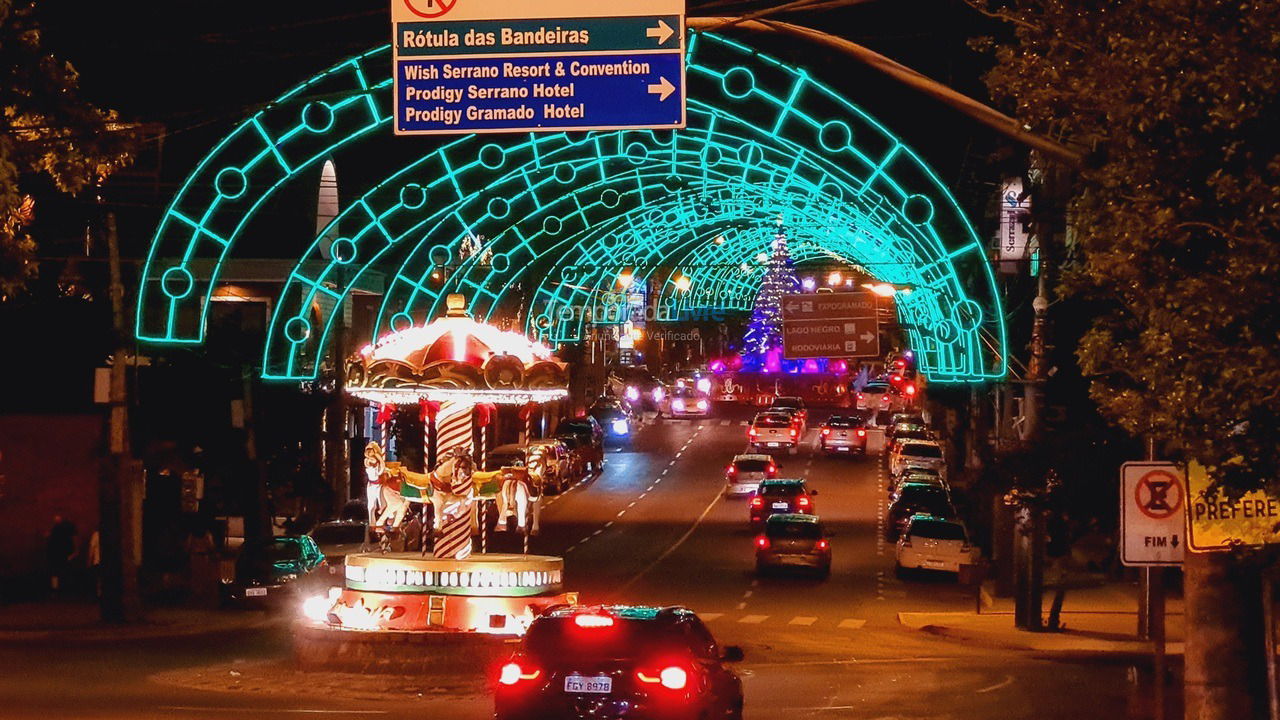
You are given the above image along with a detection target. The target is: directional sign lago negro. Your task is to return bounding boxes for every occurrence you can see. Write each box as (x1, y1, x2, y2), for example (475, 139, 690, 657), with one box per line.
(392, 0, 686, 135)
(781, 292, 881, 359)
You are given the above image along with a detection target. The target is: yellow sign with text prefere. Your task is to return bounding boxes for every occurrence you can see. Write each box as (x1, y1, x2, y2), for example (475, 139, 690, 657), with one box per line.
(1186, 461, 1280, 552)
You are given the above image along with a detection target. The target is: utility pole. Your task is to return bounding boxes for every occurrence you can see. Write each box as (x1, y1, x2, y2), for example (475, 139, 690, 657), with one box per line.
(101, 211, 143, 622)
(326, 289, 350, 518)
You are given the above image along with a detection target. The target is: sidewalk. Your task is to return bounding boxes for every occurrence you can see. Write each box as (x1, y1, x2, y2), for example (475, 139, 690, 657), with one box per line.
(898, 579, 1184, 659)
(0, 598, 283, 643)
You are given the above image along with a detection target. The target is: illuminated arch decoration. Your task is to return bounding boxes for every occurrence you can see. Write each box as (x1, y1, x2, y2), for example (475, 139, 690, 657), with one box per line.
(136, 33, 1005, 384)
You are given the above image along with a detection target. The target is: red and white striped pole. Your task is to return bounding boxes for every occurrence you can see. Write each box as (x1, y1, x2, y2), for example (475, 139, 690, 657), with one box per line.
(432, 401, 474, 561)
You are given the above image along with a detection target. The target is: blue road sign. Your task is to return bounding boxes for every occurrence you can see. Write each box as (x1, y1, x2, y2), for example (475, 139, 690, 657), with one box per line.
(396, 52, 683, 133)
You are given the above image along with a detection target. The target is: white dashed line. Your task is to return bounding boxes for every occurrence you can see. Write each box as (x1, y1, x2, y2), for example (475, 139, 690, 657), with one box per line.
(605, 521, 614, 528)
(789, 616, 818, 626)
(700, 613, 724, 621)
(628, 501, 636, 508)
(738, 615, 768, 624)
(838, 619, 867, 629)
(616, 510, 626, 517)
(735, 602, 747, 610)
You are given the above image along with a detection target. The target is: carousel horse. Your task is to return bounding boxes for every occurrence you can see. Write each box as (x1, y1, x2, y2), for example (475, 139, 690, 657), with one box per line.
(423, 447, 476, 533)
(495, 458, 544, 536)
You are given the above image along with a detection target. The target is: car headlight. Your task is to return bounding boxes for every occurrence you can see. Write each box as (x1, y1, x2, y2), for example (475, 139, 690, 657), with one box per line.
(673, 399, 686, 412)
(652, 388, 665, 402)
(697, 399, 709, 411)
(625, 386, 640, 402)
(611, 419, 629, 435)
(696, 378, 711, 393)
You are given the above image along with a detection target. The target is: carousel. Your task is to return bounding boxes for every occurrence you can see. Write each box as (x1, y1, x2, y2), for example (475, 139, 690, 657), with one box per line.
(295, 295, 579, 672)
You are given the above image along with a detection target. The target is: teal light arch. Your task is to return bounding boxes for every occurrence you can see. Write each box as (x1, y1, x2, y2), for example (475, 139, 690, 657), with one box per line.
(136, 32, 1005, 383)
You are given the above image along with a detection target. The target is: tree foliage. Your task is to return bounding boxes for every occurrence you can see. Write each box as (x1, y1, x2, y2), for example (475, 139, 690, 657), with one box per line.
(0, 0, 134, 298)
(975, 0, 1280, 494)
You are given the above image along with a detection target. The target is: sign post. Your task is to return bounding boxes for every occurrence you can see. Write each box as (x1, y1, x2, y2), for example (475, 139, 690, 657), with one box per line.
(780, 291, 880, 359)
(391, 0, 686, 135)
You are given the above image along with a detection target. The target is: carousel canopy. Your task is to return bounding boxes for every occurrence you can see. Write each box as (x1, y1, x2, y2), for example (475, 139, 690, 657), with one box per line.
(345, 294, 569, 405)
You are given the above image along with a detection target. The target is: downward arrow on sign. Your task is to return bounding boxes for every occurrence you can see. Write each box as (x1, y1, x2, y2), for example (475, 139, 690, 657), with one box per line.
(1171, 535, 1179, 548)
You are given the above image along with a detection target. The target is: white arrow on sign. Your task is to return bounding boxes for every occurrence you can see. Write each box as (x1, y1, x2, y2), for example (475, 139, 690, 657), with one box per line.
(860, 331, 875, 343)
(785, 302, 800, 312)
(646, 19, 675, 44)
(647, 77, 675, 102)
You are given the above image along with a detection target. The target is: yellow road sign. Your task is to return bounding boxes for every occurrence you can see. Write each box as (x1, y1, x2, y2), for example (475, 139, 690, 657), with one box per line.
(1186, 461, 1280, 551)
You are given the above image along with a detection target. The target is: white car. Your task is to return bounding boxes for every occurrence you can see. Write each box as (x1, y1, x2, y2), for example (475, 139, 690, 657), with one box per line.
(725, 454, 778, 496)
(889, 440, 946, 478)
(856, 382, 892, 411)
(661, 387, 711, 418)
(896, 515, 979, 573)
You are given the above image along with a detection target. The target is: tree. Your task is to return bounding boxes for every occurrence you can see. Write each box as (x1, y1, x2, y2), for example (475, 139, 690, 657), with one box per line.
(741, 218, 799, 360)
(973, 1, 1280, 716)
(0, 0, 134, 298)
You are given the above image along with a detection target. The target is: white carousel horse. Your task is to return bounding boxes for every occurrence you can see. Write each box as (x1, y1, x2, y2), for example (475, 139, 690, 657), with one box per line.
(494, 466, 543, 535)
(424, 448, 476, 533)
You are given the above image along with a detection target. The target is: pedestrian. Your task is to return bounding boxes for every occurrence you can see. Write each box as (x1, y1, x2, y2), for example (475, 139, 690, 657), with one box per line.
(45, 514, 78, 596)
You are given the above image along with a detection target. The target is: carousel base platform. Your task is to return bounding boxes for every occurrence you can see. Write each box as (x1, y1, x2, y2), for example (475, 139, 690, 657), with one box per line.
(294, 552, 576, 673)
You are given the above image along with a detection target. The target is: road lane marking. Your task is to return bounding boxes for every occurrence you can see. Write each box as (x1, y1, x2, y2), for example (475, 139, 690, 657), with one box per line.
(789, 616, 817, 626)
(628, 501, 636, 508)
(699, 612, 724, 621)
(738, 614, 768, 624)
(743, 590, 753, 598)
(160, 709, 388, 716)
(736, 602, 747, 610)
(605, 521, 614, 527)
(975, 675, 1015, 694)
(721, 419, 730, 426)
(837, 618, 867, 629)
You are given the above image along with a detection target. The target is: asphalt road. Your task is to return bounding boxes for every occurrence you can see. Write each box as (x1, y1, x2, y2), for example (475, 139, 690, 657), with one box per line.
(0, 406, 1149, 719)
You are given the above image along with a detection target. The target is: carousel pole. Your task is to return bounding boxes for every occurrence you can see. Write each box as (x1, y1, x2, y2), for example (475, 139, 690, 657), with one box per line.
(478, 405, 490, 554)
(433, 400, 475, 560)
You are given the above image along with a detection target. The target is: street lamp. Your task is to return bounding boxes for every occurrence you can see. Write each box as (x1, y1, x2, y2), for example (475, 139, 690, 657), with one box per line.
(827, 271, 843, 286)
(618, 270, 634, 289)
(674, 275, 691, 292)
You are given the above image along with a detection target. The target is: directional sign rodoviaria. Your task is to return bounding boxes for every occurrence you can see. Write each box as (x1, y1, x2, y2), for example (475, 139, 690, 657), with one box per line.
(1186, 461, 1280, 551)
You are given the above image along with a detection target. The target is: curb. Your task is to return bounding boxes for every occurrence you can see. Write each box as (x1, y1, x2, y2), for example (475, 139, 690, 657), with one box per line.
(0, 612, 285, 645)
(900, 612, 1184, 660)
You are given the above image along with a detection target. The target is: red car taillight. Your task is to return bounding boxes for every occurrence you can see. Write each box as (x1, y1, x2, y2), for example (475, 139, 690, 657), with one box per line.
(857, 429, 867, 437)
(815, 539, 829, 551)
(748, 428, 758, 439)
(755, 535, 770, 550)
(637, 666, 689, 690)
(766, 465, 777, 477)
(499, 661, 541, 685)
(726, 465, 736, 475)
(821, 428, 831, 436)
(751, 497, 764, 508)
(797, 496, 811, 509)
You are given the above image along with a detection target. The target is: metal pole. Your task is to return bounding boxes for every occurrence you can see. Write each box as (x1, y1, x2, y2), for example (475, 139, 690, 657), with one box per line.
(1151, 566, 1166, 720)
(1266, 577, 1279, 720)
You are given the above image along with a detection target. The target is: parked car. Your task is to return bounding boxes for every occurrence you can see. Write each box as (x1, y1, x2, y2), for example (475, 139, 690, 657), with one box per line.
(886, 483, 955, 540)
(308, 520, 368, 579)
(889, 440, 946, 478)
(888, 467, 947, 498)
(768, 396, 808, 431)
(818, 415, 868, 455)
(554, 432, 593, 482)
(528, 438, 575, 493)
(895, 515, 978, 574)
(748, 412, 800, 453)
(224, 535, 325, 605)
(749, 479, 816, 528)
(755, 513, 831, 577)
(724, 453, 777, 497)
(487, 443, 529, 472)
(557, 416, 605, 471)
(661, 386, 712, 418)
(495, 605, 744, 720)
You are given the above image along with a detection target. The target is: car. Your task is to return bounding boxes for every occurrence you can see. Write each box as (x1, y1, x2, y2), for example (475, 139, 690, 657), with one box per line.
(724, 454, 777, 496)
(487, 443, 529, 472)
(224, 535, 325, 604)
(661, 386, 712, 418)
(895, 515, 979, 574)
(887, 425, 934, 455)
(886, 483, 955, 540)
(607, 367, 667, 413)
(494, 605, 745, 720)
(589, 400, 635, 447)
(747, 412, 800, 453)
(888, 468, 947, 498)
(818, 415, 868, 455)
(767, 396, 807, 430)
(855, 382, 892, 411)
(889, 440, 946, 478)
(890, 412, 926, 428)
(555, 433, 593, 482)
(668, 370, 714, 396)
(755, 514, 831, 577)
(308, 520, 369, 579)
(557, 417, 606, 471)
(749, 479, 816, 528)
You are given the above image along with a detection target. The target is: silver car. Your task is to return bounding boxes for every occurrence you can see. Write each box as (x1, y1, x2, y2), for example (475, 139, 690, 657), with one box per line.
(725, 453, 777, 496)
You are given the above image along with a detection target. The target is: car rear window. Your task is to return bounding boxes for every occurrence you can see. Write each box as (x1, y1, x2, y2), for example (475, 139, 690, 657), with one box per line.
(898, 485, 949, 503)
(908, 520, 966, 541)
(760, 484, 803, 497)
(771, 397, 803, 409)
(525, 618, 685, 662)
(826, 417, 861, 428)
(755, 415, 792, 428)
(735, 459, 770, 472)
(864, 383, 890, 392)
(766, 521, 822, 539)
(902, 443, 943, 458)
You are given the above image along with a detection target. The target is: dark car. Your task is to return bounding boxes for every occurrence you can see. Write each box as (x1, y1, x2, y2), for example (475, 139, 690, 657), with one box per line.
(767, 396, 807, 429)
(886, 483, 955, 540)
(818, 415, 868, 455)
(495, 605, 744, 720)
(487, 443, 529, 472)
(755, 514, 831, 577)
(557, 417, 605, 473)
(225, 535, 325, 604)
(308, 521, 368, 578)
(749, 479, 816, 528)
(589, 398, 636, 447)
(608, 367, 667, 412)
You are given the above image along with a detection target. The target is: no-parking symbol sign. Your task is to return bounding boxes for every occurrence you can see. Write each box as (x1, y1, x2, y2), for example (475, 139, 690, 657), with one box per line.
(1120, 462, 1186, 566)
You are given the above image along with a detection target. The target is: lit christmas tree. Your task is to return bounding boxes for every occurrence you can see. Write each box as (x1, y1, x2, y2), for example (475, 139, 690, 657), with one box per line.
(741, 218, 799, 361)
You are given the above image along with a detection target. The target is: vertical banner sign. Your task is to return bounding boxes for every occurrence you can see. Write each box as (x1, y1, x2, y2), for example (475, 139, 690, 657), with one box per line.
(392, 0, 686, 135)
(998, 177, 1031, 274)
(1119, 462, 1186, 566)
